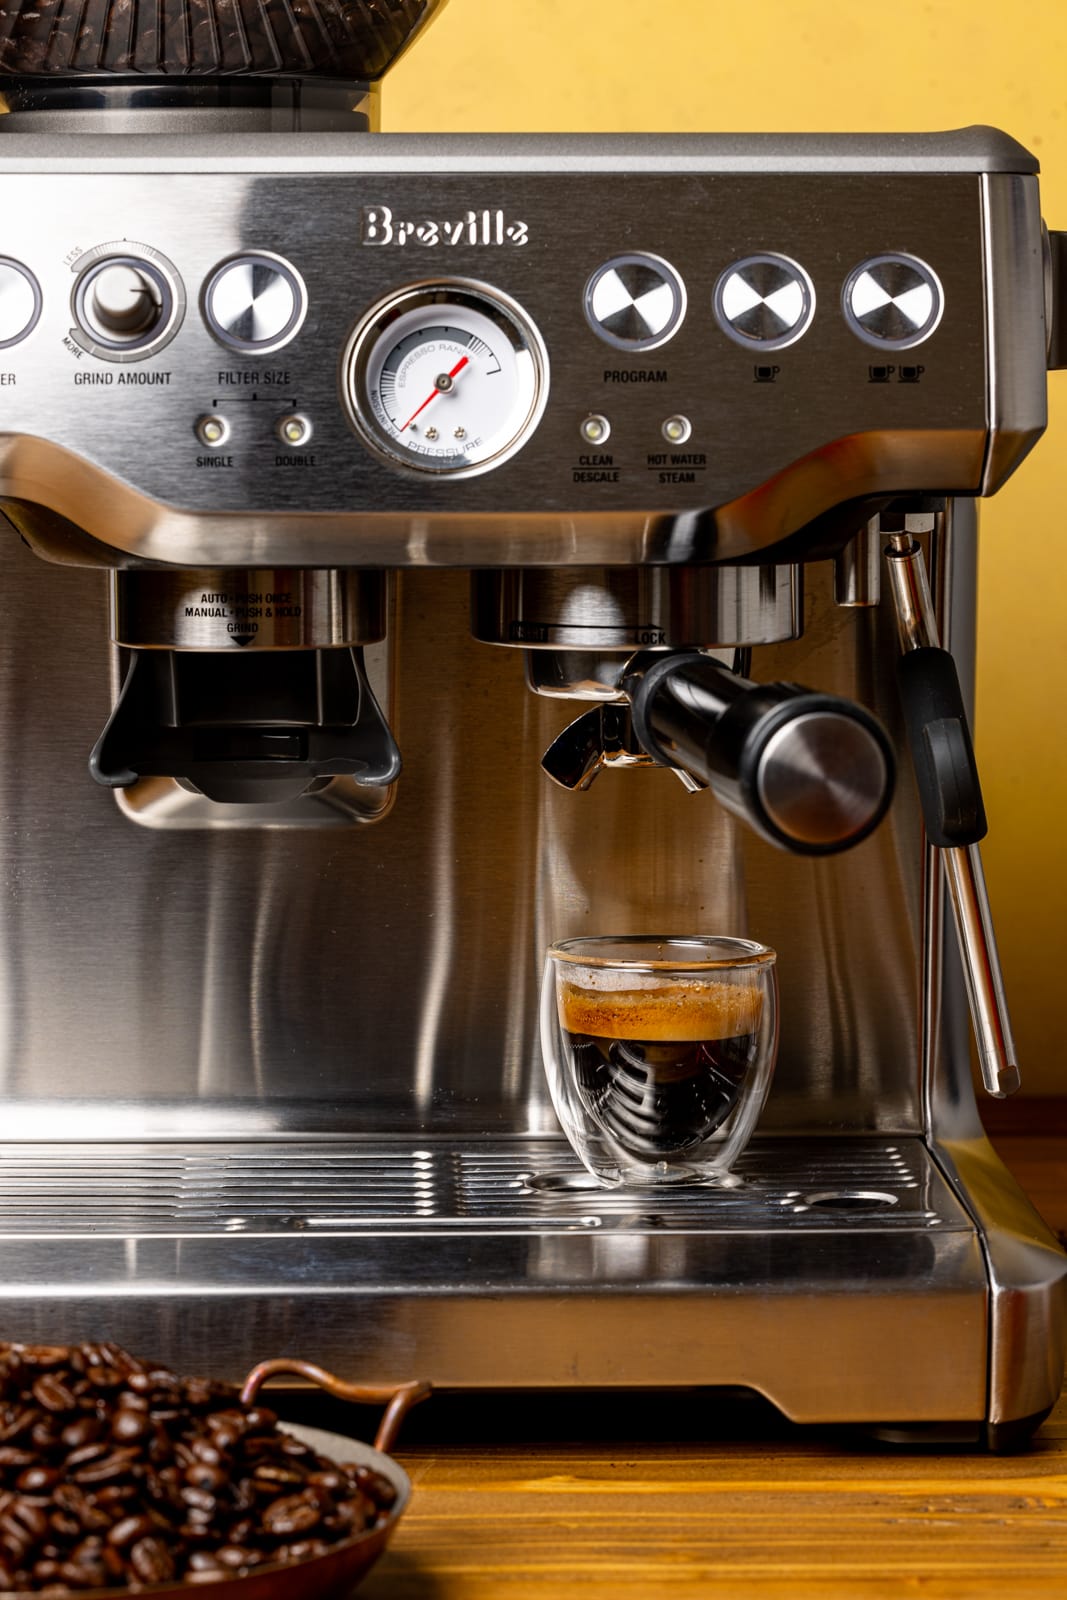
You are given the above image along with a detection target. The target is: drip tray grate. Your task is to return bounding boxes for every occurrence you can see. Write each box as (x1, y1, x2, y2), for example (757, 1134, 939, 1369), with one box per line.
(0, 1138, 969, 1237)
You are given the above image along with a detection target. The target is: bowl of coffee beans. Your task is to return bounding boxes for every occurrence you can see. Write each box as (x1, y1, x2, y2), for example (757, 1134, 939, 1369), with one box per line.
(0, 1343, 430, 1596)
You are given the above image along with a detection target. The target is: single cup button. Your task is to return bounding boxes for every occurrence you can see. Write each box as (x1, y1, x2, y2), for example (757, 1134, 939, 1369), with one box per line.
(714, 254, 815, 350)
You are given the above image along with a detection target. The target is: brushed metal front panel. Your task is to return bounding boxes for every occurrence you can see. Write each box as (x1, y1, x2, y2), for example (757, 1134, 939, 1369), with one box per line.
(0, 526, 920, 1136)
(0, 144, 1043, 566)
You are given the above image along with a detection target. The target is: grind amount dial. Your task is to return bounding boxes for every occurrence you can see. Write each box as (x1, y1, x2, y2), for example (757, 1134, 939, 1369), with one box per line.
(71, 245, 184, 361)
(342, 281, 549, 475)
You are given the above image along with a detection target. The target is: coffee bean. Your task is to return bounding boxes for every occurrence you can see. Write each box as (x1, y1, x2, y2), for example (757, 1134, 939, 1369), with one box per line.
(13, 1348, 68, 1369)
(261, 1491, 323, 1536)
(85, 1367, 123, 1392)
(30, 1378, 77, 1416)
(59, 1419, 105, 1452)
(0, 1409, 39, 1445)
(252, 1461, 305, 1487)
(109, 1411, 147, 1445)
(214, 1544, 261, 1568)
(182, 1463, 225, 1494)
(62, 1445, 108, 1471)
(16, 1469, 60, 1495)
(9, 1500, 50, 1541)
(72, 1449, 141, 1487)
(242, 1407, 277, 1434)
(178, 1487, 216, 1516)
(105, 1515, 155, 1550)
(129, 1536, 175, 1584)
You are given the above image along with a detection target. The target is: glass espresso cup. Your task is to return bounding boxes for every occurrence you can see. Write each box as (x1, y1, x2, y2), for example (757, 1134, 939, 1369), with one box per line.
(540, 935, 778, 1187)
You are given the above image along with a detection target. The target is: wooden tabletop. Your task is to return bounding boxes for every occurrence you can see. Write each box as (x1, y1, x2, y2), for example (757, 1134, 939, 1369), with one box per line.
(359, 1118, 1067, 1599)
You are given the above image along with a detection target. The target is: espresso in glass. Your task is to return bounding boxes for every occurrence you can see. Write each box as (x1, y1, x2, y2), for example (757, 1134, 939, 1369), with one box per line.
(540, 936, 777, 1187)
(559, 978, 762, 1160)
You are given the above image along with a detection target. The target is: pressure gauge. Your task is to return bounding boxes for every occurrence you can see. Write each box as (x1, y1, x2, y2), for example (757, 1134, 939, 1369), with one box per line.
(342, 281, 549, 475)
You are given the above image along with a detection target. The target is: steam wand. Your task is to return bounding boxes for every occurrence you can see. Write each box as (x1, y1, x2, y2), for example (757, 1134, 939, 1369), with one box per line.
(880, 508, 1020, 1098)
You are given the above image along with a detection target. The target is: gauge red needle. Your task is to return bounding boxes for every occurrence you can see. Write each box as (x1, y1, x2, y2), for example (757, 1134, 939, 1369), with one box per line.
(399, 355, 470, 432)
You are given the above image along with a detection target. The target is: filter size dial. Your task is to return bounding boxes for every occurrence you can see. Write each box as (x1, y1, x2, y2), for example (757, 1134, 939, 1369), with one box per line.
(342, 281, 549, 476)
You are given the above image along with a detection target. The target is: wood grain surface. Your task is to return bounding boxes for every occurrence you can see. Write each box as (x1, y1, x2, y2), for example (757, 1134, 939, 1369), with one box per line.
(358, 1132, 1067, 1599)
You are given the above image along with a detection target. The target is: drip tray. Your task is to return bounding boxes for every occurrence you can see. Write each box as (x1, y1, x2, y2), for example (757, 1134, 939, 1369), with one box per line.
(0, 1136, 990, 1406)
(0, 1136, 970, 1236)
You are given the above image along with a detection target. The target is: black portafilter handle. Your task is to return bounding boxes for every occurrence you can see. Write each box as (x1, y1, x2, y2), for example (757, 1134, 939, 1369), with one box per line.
(627, 652, 895, 855)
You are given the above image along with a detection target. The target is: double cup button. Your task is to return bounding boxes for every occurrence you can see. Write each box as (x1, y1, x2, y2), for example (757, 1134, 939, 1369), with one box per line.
(842, 254, 944, 349)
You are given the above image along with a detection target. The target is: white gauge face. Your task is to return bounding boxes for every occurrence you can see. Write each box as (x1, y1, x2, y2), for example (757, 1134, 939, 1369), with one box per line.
(343, 283, 548, 475)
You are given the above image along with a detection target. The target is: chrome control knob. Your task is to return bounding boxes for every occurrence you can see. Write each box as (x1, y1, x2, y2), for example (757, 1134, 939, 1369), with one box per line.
(714, 254, 815, 350)
(843, 254, 943, 348)
(0, 258, 42, 348)
(85, 263, 164, 339)
(203, 253, 307, 354)
(583, 253, 686, 350)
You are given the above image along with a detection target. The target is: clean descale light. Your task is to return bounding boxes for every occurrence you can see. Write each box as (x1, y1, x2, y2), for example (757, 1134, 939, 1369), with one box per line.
(580, 414, 611, 445)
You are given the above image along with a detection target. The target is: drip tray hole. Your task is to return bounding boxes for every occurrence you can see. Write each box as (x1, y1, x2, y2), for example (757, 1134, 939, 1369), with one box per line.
(797, 1190, 899, 1212)
(521, 1172, 603, 1193)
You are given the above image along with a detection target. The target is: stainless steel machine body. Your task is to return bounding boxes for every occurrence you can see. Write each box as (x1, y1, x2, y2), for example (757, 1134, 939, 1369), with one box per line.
(0, 129, 1062, 1447)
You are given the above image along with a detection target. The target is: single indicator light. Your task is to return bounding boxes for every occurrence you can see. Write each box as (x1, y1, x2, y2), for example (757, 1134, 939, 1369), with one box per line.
(196, 414, 229, 447)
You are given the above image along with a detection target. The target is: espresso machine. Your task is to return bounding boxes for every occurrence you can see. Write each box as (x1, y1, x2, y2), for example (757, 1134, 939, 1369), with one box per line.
(0, 0, 1063, 1450)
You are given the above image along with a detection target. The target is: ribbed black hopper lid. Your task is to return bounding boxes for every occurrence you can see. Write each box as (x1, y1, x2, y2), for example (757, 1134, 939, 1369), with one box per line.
(0, 0, 446, 79)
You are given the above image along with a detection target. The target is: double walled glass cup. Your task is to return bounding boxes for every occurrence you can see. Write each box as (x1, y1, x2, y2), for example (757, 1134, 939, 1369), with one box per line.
(540, 935, 778, 1187)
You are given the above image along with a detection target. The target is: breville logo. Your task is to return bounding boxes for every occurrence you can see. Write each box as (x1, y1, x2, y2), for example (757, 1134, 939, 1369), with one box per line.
(361, 205, 529, 248)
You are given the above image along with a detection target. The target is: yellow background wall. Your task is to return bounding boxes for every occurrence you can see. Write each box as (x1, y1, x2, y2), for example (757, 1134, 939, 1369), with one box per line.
(387, 0, 1067, 1096)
